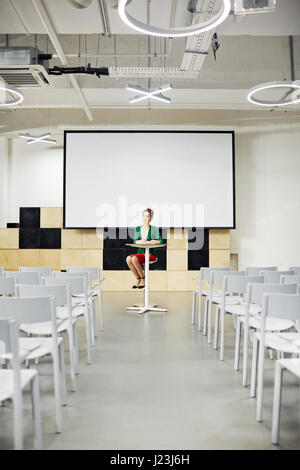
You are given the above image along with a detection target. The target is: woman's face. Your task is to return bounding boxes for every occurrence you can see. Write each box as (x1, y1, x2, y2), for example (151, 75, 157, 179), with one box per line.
(142, 211, 151, 224)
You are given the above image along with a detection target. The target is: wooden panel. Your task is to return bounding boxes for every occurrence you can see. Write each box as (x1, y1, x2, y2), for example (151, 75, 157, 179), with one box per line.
(81, 250, 103, 270)
(167, 228, 188, 250)
(40, 207, 63, 228)
(61, 230, 82, 249)
(167, 271, 188, 291)
(60, 250, 82, 269)
(209, 229, 230, 250)
(209, 250, 230, 268)
(167, 250, 187, 271)
(39, 250, 61, 270)
(102, 271, 126, 291)
(18, 249, 40, 267)
(187, 270, 201, 292)
(82, 229, 103, 250)
(149, 271, 167, 291)
(0, 228, 19, 249)
(0, 249, 19, 270)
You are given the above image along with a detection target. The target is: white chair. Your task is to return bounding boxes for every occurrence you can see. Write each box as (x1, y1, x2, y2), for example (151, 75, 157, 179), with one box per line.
(281, 275, 300, 285)
(246, 267, 277, 276)
(205, 270, 245, 344)
(66, 267, 105, 332)
(243, 283, 297, 389)
(19, 267, 52, 279)
(0, 267, 4, 276)
(0, 277, 15, 296)
(5, 271, 40, 285)
(260, 270, 294, 283)
(0, 296, 66, 434)
(191, 267, 232, 331)
(289, 267, 300, 275)
(0, 318, 42, 450)
(43, 275, 93, 365)
(254, 293, 300, 423)
(16, 283, 77, 393)
(272, 357, 300, 445)
(213, 275, 264, 362)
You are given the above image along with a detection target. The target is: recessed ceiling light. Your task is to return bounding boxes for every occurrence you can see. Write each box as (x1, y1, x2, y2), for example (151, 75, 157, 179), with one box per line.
(0, 83, 23, 107)
(118, 0, 231, 38)
(247, 81, 300, 107)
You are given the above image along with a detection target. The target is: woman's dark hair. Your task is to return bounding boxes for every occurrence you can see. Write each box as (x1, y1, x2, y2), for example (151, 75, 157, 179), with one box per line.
(143, 208, 154, 220)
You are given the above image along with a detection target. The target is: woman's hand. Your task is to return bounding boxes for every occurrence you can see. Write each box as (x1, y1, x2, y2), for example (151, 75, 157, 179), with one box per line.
(136, 238, 148, 244)
(149, 239, 160, 245)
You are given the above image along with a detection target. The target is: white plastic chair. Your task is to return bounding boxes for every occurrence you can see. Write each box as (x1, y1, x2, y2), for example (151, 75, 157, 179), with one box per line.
(16, 283, 77, 393)
(191, 267, 232, 331)
(5, 271, 40, 285)
(0, 267, 4, 276)
(43, 275, 93, 365)
(246, 267, 277, 276)
(0, 277, 15, 296)
(0, 296, 66, 434)
(243, 283, 297, 389)
(19, 267, 52, 279)
(0, 318, 42, 450)
(260, 270, 294, 283)
(66, 267, 105, 332)
(289, 267, 300, 275)
(213, 275, 264, 362)
(254, 293, 300, 423)
(205, 270, 245, 344)
(281, 275, 300, 285)
(272, 357, 300, 445)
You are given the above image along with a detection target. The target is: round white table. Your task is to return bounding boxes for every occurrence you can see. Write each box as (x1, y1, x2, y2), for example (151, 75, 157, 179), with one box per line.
(126, 243, 167, 315)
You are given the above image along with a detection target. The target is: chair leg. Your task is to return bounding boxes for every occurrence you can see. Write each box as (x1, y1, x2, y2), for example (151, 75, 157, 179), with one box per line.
(98, 287, 104, 331)
(59, 341, 67, 406)
(250, 335, 259, 398)
(272, 362, 284, 445)
(207, 301, 213, 344)
(256, 337, 265, 422)
(213, 306, 220, 350)
(243, 324, 250, 388)
(52, 347, 63, 433)
(84, 308, 93, 365)
(203, 298, 208, 336)
(13, 389, 23, 450)
(67, 325, 76, 392)
(191, 290, 197, 325)
(31, 374, 42, 450)
(220, 307, 225, 361)
(234, 317, 242, 371)
(197, 294, 203, 332)
(92, 298, 97, 339)
(90, 303, 95, 347)
(73, 322, 80, 375)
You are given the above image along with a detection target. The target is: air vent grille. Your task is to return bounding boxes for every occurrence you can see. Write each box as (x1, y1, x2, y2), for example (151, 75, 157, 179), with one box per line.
(0, 66, 51, 88)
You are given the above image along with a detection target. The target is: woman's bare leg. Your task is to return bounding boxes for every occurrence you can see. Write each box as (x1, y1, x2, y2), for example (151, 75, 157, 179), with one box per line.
(126, 256, 141, 286)
(132, 257, 145, 286)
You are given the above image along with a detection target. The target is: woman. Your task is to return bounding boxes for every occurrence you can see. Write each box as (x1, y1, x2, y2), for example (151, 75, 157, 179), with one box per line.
(126, 208, 162, 289)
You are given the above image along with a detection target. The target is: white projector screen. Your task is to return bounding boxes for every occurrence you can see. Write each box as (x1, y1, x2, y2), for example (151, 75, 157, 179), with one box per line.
(64, 131, 235, 228)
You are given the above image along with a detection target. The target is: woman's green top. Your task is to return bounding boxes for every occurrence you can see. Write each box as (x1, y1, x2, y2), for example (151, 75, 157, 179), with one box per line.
(133, 225, 163, 258)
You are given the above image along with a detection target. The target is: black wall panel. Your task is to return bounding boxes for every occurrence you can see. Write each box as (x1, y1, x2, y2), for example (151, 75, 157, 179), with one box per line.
(20, 207, 40, 228)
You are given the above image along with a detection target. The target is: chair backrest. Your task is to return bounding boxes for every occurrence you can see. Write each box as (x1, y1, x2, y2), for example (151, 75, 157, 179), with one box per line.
(246, 266, 277, 276)
(247, 282, 298, 306)
(5, 271, 40, 285)
(0, 277, 15, 296)
(0, 319, 21, 388)
(16, 284, 69, 308)
(223, 275, 264, 296)
(281, 275, 300, 285)
(211, 270, 245, 287)
(200, 266, 232, 282)
(0, 267, 4, 276)
(290, 267, 300, 275)
(42, 276, 86, 296)
(262, 294, 300, 322)
(54, 271, 91, 287)
(66, 267, 98, 287)
(19, 266, 52, 277)
(260, 270, 294, 283)
(0, 296, 55, 325)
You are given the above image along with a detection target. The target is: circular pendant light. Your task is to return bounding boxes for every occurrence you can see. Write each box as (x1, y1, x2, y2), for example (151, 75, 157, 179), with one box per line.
(0, 83, 24, 107)
(247, 81, 300, 107)
(118, 0, 231, 38)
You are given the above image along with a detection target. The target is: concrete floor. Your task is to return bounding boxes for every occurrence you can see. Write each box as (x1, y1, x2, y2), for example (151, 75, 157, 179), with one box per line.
(1, 291, 299, 450)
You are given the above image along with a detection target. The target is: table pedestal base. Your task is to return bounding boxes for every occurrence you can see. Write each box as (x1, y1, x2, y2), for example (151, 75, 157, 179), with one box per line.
(126, 305, 167, 314)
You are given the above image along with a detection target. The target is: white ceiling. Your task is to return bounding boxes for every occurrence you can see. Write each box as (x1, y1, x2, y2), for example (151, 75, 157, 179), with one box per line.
(0, 0, 299, 134)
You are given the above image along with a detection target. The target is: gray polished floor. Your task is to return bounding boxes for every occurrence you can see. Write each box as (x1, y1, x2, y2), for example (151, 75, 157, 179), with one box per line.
(1, 292, 299, 450)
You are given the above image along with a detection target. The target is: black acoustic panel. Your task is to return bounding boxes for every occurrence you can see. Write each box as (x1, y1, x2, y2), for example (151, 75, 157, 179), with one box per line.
(20, 207, 40, 228)
(7, 223, 19, 228)
(103, 249, 125, 270)
(188, 228, 209, 251)
(19, 228, 41, 249)
(103, 228, 135, 249)
(188, 249, 209, 270)
(40, 229, 61, 249)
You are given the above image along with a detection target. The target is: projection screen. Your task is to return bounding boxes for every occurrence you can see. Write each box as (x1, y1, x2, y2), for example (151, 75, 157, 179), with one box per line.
(64, 131, 235, 229)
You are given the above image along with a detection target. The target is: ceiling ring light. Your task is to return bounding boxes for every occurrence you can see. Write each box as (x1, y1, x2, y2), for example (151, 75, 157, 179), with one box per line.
(0, 83, 23, 107)
(247, 81, 300, 107)
(118, 0, 231, 38)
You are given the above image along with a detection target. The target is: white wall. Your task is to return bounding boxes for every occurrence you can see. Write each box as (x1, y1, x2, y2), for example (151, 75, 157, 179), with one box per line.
(0, 138, 63, 226)
(232, 126, 300, 270)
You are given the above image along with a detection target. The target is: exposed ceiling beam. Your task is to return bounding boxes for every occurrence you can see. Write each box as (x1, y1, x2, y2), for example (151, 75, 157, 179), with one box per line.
(31, 0, 93, 121)
(97, 0, 111, 36)
(8, 0, 30, 36)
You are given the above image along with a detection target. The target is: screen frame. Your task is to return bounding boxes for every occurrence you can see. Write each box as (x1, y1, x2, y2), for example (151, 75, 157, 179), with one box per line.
(63, 130, 236, 230)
